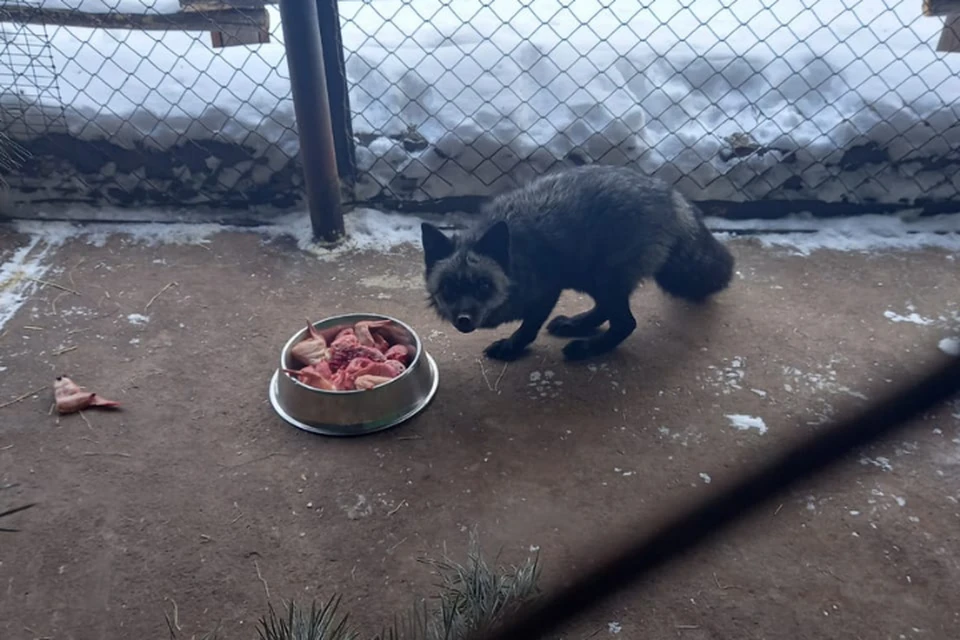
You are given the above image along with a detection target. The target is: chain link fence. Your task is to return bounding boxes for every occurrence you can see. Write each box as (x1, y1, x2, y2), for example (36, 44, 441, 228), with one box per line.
(0, 1, 299, 214)
(1, 0, 958, 217)
(342, 0, 960, 215)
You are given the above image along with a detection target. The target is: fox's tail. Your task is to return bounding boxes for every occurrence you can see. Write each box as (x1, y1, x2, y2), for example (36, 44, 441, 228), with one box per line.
(654, 200, 734, 303)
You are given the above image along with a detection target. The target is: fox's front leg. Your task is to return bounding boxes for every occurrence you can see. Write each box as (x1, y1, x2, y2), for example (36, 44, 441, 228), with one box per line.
(484, 291, 561, 361)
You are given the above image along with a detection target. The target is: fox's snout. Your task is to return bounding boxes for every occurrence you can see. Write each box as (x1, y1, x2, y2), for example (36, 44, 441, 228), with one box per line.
(454, 314, 476, 333)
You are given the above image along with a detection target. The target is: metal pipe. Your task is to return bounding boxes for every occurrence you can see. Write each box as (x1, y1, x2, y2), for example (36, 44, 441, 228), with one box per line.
(279, 0, 344, 243)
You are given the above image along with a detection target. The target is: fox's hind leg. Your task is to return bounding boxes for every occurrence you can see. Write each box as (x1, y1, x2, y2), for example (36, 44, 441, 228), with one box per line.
(546, 305, 607, 338)
(485, 289, 561, 361)
(562, 283, 637, 361)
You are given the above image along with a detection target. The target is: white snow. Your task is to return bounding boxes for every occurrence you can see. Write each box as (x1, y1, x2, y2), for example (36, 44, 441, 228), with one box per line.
(126, 313, 149, 325)
(4, 209, 958, 287)
(607, 622, 622, 635)
(699, 473, 712, 484)
(939, 337, 960, 357)
(0, 235, 65, 331)
(3, 0, 958, 203)
(12, 207, 441, 257)
(884, 310, 935, 326)
(709, 214, 960, 255)
(725, 414, 768, 435)
(860, 456, 894, 472)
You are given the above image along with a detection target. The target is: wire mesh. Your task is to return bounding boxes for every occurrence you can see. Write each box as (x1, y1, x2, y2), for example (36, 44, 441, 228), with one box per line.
(0, 1, 298, 211)
(338, 0, 960, 210)
(0, 19, 64, 140)
(0, 0, 958, 213)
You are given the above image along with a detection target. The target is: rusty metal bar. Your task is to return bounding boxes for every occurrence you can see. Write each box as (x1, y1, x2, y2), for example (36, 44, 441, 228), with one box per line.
(316, 0, 356, 186)
(278, 0, 344, 243)
(476, 355, 960, 640)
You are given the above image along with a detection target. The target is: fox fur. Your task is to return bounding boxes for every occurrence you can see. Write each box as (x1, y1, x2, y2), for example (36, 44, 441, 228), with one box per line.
(420, 165, 735, 361)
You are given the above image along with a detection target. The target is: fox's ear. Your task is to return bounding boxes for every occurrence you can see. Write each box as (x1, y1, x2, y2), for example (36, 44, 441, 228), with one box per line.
(474, 220, 510, 272)
(421, 222, 455, 270)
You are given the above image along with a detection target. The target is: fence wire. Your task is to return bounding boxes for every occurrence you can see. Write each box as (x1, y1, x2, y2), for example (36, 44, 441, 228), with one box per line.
(340, 0, 960, 211)
(0, 0, 958, 214)
(477, 355, 960, 640)
(0, 1, 298, 211)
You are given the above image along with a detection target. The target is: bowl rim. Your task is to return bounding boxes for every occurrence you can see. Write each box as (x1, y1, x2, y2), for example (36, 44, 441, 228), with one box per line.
(279, 312, 423, 395)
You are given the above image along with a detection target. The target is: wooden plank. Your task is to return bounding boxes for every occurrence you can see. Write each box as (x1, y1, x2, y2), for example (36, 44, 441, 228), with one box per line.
(210, 23, 270, 47)
(177, 0, 270, 47)
(181, 0, 276, 9)
(0, 5, 269, 32)
(937, 14, 960, 51)
(924, 0, 960, 16)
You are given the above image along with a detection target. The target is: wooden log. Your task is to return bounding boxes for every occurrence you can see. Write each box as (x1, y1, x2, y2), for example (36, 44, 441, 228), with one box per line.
(0, 5, 268, 33)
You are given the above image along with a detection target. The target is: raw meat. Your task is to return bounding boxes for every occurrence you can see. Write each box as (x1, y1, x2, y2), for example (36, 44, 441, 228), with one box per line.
(385, 344, 411, 365)
(290, 322, 329, 366)
(284, 319, 415, 391)
(355, 320, 392, 350)
(355, 375, 395, 390)
(54, 376, 120, 415)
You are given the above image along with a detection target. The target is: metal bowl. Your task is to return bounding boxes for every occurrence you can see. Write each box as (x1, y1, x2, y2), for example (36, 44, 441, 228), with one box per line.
(268, 312, 439, 436)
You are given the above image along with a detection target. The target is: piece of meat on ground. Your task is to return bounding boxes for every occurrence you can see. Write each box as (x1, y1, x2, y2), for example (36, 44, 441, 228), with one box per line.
(54, 376, 120, 414)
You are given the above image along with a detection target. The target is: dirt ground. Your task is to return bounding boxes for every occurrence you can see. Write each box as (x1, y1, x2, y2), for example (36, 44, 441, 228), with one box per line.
(1, 226, 958, 640)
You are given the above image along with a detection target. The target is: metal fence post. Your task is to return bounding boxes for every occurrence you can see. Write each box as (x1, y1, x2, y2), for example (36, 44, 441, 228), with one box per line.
(315, 0, 356, 187)
(279, 0, 344, 243)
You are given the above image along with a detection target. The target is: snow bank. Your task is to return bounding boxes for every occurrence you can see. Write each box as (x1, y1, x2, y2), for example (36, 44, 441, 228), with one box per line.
(707, 213, 960, 254)
(4, 207, 957, 328)
(2, 0, 958, 208)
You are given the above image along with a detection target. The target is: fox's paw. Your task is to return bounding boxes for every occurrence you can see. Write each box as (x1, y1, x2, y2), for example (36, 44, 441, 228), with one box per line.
(484, 338, 529, 362)
(562, 339, 603, 361)
(547, 315, 599, 338)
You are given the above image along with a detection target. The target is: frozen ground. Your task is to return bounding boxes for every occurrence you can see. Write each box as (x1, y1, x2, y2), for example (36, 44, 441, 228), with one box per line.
(2, 0, 959, 205)
(3, 209, 960, 333)
(0, 214, 958, 639)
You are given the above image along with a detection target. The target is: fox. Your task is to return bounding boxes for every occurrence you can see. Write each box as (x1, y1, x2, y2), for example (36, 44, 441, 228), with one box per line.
(420, 165, 735, 362)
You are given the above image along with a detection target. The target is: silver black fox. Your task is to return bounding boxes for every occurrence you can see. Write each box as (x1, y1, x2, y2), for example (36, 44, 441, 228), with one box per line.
(421, 165, 735, 361)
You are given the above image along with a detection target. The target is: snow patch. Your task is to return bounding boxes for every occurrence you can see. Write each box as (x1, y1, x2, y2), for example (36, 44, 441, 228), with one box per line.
(699, 473, 712, 484)
(938, 337, 960, 357)
(12, 208, 440, 259)
(782, 364, 866, 401)
(710, 214, 960, 256)
(860, 456, 894, 472)
(528, 369, 561, 400)
(126, 313, 150, 326)
(0, 235, 66, 332)
(884, 309, 934, 326)
(607, 622, 622, 635)
(703, 356, 746, 394)
(725, 414, 768, 435)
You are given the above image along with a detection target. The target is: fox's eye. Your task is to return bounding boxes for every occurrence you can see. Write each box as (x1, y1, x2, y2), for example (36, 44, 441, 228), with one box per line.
(440, 280, 457, 299)
(475, 279, 492, 299)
